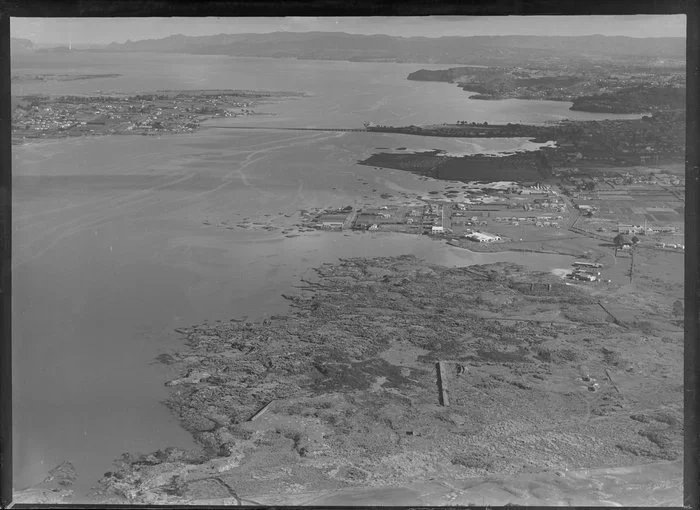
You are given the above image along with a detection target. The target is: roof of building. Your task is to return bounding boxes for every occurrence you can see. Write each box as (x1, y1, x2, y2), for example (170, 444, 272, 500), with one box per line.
(467, 232, 500, 240)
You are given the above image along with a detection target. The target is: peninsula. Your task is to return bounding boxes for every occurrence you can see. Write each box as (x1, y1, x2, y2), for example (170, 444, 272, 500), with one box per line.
(11, 89, 304, 144)
(92, 255, 682, 505)
(407, 64, 685, 114)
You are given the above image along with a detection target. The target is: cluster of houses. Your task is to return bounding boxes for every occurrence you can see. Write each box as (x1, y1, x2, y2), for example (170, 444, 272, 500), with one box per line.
(318, 213, 349, 229)
(450, 212, 488, 227)
(317, 208, 354, 229)
(313, 203, 510, 242)
(568, 260, 602, 282)
(493, 215, 564, 228)
(13, 93, 257, 138)
(521, 199, 566, 213)
(565, 172, 671, 188)
(655, 242, 685, 250)
(353, 205, 426, 232)
(617, 224, 677, 235)
(13, 104, 78, 132)
(311, 198, 568, 242)
(316, 205, 435, 232)
(423, 204, 444, 232)
(575, 204, 598, 217)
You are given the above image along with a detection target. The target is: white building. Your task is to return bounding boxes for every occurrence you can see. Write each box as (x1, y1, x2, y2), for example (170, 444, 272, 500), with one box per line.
(431, 226, 445, 234)
(466, 232, 501, 243)
(618, 224, 645, 234)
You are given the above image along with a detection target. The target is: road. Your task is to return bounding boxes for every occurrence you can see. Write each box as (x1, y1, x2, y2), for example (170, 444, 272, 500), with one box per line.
(557, 188, 613, 243)
(343, 210, 359, 230)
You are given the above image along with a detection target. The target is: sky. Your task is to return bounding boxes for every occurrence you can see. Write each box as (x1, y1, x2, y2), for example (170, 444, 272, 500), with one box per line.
(11, 15, 687, 46)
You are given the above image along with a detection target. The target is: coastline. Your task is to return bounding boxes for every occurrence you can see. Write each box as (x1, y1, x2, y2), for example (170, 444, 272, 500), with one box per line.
(91, 253, 682, 504)
(12, 46, 684, 504)
(10, 88, 306, 146)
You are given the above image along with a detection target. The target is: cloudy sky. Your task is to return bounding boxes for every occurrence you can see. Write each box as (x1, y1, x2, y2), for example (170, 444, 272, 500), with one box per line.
(11, 15, 686, 46)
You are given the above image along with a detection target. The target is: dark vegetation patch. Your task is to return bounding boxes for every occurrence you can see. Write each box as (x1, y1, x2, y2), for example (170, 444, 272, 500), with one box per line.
(630, 413, 650, 423)
(434, 151, 551, 183)
(638, 428, 674, 450)
(342, 466, 368, 482)
(358, 152, 443, 176)
(532, 346, 583, 363)
(601, 347, 626, 367)
(474, 348, 532, 363)
(450, 450, 504, 471)
(309, 357, 415, 393)
(155, 353, 177, 365)
(571, 86, 685, 113)
(358, 149, 551, 183)
(630, 320, 657, 335)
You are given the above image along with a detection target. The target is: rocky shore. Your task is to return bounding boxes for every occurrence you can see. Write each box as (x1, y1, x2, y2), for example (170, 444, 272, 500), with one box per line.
(90, 255, 682, 505)
(13, 462, 78, 504)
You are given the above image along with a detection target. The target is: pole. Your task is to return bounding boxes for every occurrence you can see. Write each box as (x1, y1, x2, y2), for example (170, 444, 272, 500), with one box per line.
(629, 250, 634, 284)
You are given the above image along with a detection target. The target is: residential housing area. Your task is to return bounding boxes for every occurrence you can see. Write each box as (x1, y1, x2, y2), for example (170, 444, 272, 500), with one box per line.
(11, 90, 295, 142)
(304, 166, 683, 250)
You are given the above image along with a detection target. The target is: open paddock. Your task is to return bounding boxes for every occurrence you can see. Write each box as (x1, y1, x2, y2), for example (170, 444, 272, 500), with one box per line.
(482, 222, 567, 242)
(584, 196, 684, 225)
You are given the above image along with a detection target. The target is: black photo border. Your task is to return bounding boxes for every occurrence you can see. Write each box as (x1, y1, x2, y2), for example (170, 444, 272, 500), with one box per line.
(0, 0, 695, 508)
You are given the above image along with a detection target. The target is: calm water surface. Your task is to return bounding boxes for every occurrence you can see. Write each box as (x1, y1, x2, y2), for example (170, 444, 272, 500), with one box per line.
(14, 53, 603, 497)
(12, 52, 643, 126)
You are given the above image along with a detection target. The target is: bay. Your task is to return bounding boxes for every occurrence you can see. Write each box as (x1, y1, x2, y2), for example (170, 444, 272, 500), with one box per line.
(12, 53, 609, 498)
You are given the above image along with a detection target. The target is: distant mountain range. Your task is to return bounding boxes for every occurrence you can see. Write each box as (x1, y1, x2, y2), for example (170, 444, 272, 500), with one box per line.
(10, 38, 35, 52)
(11, 32, 686, 65)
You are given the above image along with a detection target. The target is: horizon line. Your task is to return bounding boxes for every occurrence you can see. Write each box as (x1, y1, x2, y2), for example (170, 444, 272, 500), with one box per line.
(12, 30, 688, 47)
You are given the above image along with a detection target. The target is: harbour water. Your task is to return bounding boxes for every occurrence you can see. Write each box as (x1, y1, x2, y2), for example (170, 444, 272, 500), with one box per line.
(11, 52, 631, 496)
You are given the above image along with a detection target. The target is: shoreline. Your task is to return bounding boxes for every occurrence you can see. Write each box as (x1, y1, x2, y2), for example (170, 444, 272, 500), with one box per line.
(406, 64, 684, 116)
(88, 252, 681, 504)
(12, 57, 684, 502)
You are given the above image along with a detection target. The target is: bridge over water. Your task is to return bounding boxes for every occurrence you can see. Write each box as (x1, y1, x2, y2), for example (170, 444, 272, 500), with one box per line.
(207, 125, 368, 133)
